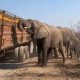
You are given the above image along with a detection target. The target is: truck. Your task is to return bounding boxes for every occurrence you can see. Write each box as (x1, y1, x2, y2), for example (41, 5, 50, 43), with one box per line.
(0, 9, 31, 62)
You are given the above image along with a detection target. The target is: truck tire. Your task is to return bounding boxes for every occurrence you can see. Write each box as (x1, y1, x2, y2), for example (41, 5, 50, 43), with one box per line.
(24, 46, 30, 59)
(18, 46, 26, 62)
(14, 47, 19, 62)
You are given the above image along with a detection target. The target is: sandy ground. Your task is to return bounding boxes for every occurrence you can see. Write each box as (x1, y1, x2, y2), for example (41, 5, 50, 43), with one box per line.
(0, 55, 80, 80)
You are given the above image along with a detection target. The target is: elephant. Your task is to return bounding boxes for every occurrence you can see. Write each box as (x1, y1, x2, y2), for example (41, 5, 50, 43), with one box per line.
(58, 27, 73, 58)
(17, 19, 65, 67)
(57, 27, 80, 59)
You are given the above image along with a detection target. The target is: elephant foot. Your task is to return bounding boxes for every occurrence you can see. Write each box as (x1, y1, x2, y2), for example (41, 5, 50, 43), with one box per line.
(41, 63, 47, 67)
(36, 62, 42, 67)
(63, 60, 68, 65)
(67, 56, 69, 59)
(41, 64, 47, 67)
(63, 58, 66, 64)
(53, 55, 59, 59)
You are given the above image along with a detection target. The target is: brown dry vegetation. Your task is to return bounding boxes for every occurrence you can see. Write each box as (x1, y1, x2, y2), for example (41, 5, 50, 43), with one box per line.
(0, 55, 80, 80)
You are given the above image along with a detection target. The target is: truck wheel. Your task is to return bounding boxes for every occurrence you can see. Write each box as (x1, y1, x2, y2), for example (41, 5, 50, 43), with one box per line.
(14, 47, 19, 62)
(24, 46, 30, 59)
(18, 46, 26, 62)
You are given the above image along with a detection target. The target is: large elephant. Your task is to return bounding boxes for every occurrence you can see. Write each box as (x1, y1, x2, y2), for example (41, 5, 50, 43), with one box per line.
(17, 19, 65, 67)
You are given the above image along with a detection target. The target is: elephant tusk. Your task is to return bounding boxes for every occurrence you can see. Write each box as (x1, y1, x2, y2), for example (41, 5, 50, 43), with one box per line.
(23, 27, 28, 30)
(24, 26, 31, 30)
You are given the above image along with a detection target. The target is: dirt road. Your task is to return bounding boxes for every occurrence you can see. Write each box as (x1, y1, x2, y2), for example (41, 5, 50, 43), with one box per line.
(0, 56, 80, 80)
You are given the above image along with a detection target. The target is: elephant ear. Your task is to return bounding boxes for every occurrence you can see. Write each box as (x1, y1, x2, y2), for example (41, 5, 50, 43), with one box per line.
(35, 25, 50, 39)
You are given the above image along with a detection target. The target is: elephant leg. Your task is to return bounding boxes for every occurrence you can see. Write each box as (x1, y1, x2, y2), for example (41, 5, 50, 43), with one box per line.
(53, 48, 58, 58)
(70, 48, 73, 59)
(33, 39, 37, 53)
(77, 53, 79, 58)
(74, 49, 79, 59)
(36, 39, 42, 66)
(65, 45, 69, 58)
(47, 48, 52, 61)
(64, 44, 67, 53)
(59, 42, 65, 63)
(42, 38, 50, 67)
(42, 50, 47, 67)
(33, 46, 37, 53)
(67, 46, 69, 59)
(75, 50, 78, 58)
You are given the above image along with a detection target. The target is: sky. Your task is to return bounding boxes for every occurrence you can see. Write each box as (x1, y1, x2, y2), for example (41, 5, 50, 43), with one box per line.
(0, 0, 80, 27)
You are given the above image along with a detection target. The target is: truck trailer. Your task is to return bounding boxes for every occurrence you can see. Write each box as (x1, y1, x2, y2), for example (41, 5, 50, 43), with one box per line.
(0, 9, 31, 62)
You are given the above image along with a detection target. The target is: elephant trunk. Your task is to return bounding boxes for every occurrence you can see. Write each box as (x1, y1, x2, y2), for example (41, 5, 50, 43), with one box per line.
(17, 19, 24, 31)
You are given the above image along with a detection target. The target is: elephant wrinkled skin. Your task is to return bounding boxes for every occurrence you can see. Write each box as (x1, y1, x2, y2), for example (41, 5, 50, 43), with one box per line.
(17, 19, 65, 67)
